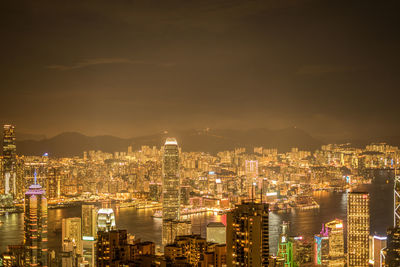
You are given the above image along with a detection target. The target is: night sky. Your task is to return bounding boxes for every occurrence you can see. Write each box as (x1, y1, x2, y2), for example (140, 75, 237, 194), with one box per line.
(1, 0, 399, 141)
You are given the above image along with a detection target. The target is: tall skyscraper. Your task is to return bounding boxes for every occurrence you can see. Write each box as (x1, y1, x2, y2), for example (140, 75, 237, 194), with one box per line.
(325, 219, 345, 266)
(347, 192, 370, 267)
(162, 138, 180, 221)
(162, 138, 181, 246)
(81, 205, 97, 267)
(2, 124, 16, 197)
(62, 217, 82, 255)
(24, 172, 48, 267)
(226, 202, 269, 267)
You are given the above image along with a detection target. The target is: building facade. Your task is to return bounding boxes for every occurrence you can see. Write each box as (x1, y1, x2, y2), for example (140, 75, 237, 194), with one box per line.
(347, 192, 370, 267)
(226, 202, 269, 266)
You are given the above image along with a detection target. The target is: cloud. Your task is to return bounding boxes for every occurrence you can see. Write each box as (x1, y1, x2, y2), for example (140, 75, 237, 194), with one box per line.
(46, 58, 175, 70)
(296, 64, 364, 75)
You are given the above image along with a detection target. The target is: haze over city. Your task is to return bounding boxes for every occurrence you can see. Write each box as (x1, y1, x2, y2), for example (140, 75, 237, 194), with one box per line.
(1, 0, 400, 141)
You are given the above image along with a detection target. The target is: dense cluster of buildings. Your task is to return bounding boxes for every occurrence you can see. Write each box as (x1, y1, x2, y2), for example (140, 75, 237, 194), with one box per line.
(1, 124, 400, 266)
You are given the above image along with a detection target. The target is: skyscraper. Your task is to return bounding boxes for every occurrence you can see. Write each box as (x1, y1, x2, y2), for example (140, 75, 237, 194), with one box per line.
(24, 172, 48, 267)
(325, 219, 345, 266)
(81, 204, 97, 267)
(347, 192, 370, 267)
(97, 207, 116, 232)
(162, 138, 180, 246)
(62, 217, 82, 255)
(226, 202, 269, 267)
(162, 138, 180, 221)
(2, 124, 16, 197)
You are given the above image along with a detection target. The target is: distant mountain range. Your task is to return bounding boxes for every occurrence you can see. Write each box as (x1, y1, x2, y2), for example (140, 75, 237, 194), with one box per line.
(6, 128, 400, 157)
(12, 128, 321, 157)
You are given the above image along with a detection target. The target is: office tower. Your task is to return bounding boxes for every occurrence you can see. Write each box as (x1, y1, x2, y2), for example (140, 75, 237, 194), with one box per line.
(394, 172, 400, 227)
(206, 222, 226, 244)
(1, 245, 25, 267)
(97, 207, 116, 232)
(62, 217, 82, 255)
(347, 192, 370, 267)
(325, 219, 345, 266)
(2, 124, 16, 197)
(162, 138, 180, 221)
(385, 227, 400, 267)
(314, 233, 329, 266)
(226, 202, 269, 267)
(162, 138, 180, 246)
(369, 235, 386, 267)
(82, 205, 97, 238)
(96, 230, 128, 267)
(24, 174, 48, 267)
(82, 205, 97, 266)
(277, 222, 294, 267)
(291, 236, 313, 266)
(46, 167, 61, 199)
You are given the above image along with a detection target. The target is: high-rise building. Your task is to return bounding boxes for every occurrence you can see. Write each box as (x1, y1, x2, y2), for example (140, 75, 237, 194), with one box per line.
(277, 222, 294, 267)
(97, 207, 116, 232)
(162, 138, 180, 221)
(62, 217, 82, 255)
(226, 202, 269, 267)
(325, 219, 345, 266)
(162, 138, 180, 246)
(369, 235, 386, 267)
(384, 227, 400, 267)
(347, 192, 370, 267)
(24, 174, 48, 267)
(96, 230, 129, 267)
(394, 172, 400, 227)
(82, 205, 97, 238)
(81, 205, 97, 267)
(206, 222, 226, 244)
(46, 167, 61, 199)
(2, 124, 16, 197)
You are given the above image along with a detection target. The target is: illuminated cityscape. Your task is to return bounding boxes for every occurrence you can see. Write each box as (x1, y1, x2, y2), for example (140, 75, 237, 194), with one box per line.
(1, 1, 400, 266)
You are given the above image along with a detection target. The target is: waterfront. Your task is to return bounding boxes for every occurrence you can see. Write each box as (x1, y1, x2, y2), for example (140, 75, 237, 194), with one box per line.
(0, 171, 393, 255)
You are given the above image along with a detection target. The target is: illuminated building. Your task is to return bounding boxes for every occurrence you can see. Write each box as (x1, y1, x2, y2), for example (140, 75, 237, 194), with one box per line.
(314, 233, 329, 266)
(164, 235, 207, 266)
(369, 235, 386, 267)
(46, 167, 61, 199)
(149, 182, 162, 202)
(206, 222, 226, 244)
(277, 222, 294, 267)
(24, 173, 48, 267)
(394, 172, 400, 227)
(1, 245, 25, 267)
(226, 202, 269, 266)
(97, 207, 116, 232)
(2, 124, 16, 197)
(385, 227, 400, 267)
(347, 192, 370, 267)
(291, 236, 313, 266)
(162, 219, 192, 247)
(202, 243, 227, 267)
(81, 204, 97, 266)
(96, 229, 128, 267)
(162, 138, 180, 246)
(325, 219, 345, 266)
(62, 217, 82, 255)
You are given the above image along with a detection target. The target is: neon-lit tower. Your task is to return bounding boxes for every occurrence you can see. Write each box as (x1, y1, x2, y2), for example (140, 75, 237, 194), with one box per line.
(24, 171, 48, 267)
(277, 222, 294, 267)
